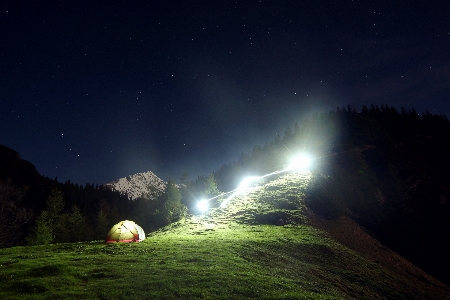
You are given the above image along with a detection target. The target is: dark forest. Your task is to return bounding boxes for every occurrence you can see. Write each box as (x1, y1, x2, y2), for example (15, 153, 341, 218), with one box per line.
(2, 104, 450, 284)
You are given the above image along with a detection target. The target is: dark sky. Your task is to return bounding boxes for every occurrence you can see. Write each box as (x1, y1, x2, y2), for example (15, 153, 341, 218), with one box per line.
(1, 1, 449, 185)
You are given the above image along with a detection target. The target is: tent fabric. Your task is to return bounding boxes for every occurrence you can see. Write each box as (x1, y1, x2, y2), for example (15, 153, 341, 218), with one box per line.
(105, 220, 146, 243)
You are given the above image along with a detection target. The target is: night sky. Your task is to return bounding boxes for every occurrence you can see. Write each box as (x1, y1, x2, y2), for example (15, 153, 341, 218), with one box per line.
(2, 1, 449, 185)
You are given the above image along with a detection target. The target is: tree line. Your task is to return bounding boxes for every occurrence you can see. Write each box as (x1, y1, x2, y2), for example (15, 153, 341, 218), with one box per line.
(2, 104, 450, 286)
(0, 150, 222, 247)
(211, 104, 450, 285)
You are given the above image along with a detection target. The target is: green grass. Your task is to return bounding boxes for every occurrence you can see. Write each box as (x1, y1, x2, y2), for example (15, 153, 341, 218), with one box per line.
(1, 172, 449, 299)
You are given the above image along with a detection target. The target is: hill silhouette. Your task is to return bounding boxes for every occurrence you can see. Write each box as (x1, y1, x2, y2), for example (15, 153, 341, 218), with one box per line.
(1, 105, 450, 292)
(1, 170, 449, 299)
(212, 105, 450, 286)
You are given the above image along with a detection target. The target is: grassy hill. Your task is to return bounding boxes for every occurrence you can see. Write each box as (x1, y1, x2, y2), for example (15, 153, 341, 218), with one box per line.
(3, 106, 450, 288)
(1, 172, 449, 299)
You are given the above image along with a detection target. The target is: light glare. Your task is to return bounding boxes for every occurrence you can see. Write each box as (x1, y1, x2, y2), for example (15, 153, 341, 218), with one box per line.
(197, 199, 209, 213)
(206, 153, 315, 211)
(288, 154, 312, 170)
(237, 176, 259, 191)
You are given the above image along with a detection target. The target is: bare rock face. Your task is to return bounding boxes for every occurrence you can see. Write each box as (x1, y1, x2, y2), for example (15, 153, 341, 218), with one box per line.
(105, 171, 166, 201)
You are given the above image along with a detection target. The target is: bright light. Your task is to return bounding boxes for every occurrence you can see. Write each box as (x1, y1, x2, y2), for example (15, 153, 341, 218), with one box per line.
(219, 176, 261, 209)
(206, 154, 316, 211)
(220, 195, 233, 208)
(237, 176, 260, 191)
(288, 154, 313, 171)
(197, 199, 209, 213)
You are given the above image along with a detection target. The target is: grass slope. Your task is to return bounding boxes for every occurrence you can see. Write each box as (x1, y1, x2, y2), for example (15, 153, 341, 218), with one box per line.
(1, 172, 449, 299)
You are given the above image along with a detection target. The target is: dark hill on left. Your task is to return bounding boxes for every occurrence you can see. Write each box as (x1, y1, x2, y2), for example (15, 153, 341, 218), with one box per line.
(0, 144, 132, 247)
(0, 145, 42, 186)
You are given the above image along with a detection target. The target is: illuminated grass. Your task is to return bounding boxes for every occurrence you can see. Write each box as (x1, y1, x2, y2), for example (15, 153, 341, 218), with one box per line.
(1, 173, 448, 299)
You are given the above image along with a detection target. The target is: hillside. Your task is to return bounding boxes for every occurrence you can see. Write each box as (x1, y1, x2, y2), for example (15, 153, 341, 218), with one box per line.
(212, 106, 450, 286)
(2, 105, 450, 296)
(0, 144, 136, 245)
(1, 171, 449, 299)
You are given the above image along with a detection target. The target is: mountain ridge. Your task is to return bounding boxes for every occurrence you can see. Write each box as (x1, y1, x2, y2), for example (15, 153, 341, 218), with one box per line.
(104, 170, 167, 201)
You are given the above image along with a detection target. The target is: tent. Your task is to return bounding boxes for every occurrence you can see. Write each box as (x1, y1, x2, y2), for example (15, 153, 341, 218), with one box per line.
(105, 220, 146, 243)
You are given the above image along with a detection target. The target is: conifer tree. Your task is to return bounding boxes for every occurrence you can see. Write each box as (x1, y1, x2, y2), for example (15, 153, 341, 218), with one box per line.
(28, 189, 89, 244)
(160, 180, 187, 224)
(94, 210, 110, 240)
(0, 179, 32, 248)
(59, 205, 89, 243)
(27, 210, 53, 245)
(204, 173, 220, 197)
(27, 189, 64, 245)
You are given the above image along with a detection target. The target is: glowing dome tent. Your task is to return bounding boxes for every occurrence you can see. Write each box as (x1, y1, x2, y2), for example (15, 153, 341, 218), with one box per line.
(105, 220, 145, 243)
